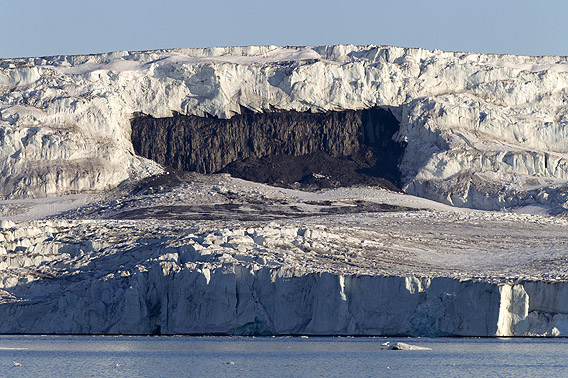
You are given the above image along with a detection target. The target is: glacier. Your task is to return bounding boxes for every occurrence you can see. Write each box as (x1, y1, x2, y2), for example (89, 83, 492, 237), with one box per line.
(1, 45, 568, 210)
(1, 45, 568, 336)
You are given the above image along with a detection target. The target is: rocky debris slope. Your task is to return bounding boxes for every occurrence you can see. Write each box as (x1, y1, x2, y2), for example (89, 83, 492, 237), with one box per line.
(1, 45, 568, 211)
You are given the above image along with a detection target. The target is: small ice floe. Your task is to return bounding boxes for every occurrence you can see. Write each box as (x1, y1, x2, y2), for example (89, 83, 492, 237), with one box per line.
(382, 342, 431, 351)
(0, 348, 27, 350)
(13, 361, 22, 367)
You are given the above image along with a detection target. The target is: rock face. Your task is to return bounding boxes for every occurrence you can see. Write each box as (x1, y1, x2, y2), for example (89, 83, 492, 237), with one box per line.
(1, 45, 568, 210)
(131, 107, 404, 189)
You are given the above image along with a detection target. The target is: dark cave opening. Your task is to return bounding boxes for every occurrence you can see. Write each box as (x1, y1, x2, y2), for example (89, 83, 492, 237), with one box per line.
(130, 107, 405, 190)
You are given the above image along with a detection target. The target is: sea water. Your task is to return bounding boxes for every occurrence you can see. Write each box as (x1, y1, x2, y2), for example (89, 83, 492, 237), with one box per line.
(0, 335, 566, 378)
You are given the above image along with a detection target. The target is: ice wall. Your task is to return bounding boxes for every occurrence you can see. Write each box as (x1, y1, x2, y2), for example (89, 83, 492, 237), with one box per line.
(0, 220, 566, 336)
(0, 266, 500, 336)
(2, 45, 568, 210)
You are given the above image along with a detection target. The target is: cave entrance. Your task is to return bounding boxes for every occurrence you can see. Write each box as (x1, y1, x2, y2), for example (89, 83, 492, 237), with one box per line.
(131, 107, 405, 190)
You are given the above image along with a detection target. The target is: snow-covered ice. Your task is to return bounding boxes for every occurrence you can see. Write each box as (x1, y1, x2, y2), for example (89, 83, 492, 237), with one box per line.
(1, 45, 568, 211)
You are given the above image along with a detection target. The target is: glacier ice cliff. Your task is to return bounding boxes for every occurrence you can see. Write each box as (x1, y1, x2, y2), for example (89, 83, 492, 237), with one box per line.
(1, 214, 568, 337)
(1, 45, 568, 211)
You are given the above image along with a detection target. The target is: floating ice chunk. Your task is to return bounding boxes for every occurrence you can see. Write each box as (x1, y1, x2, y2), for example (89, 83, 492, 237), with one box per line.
(384, 342, 431, 351)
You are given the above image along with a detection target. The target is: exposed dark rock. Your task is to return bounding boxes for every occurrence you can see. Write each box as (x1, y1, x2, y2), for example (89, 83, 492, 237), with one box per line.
(220, 151, 400, 191)
(110, 199, 417, 221)
(131, 107, 405, 190)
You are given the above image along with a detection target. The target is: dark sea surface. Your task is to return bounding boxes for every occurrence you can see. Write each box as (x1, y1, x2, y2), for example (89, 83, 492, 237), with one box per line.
(0, 335, 566, 377)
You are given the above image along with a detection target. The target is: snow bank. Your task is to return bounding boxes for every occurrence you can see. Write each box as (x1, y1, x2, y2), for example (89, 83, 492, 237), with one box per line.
(2, 45, 568, 210)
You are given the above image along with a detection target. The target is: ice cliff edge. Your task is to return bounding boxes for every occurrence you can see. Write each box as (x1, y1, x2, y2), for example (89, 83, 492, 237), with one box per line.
(2, 219, 568, 337)
(2, 45, 568, 211)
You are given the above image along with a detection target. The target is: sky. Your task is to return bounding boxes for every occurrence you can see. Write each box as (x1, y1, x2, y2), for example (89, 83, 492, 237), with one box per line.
(1, 0, 567, 58)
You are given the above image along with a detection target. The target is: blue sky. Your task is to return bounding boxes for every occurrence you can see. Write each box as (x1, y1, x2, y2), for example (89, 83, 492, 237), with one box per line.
(1, 0, 566, 58)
